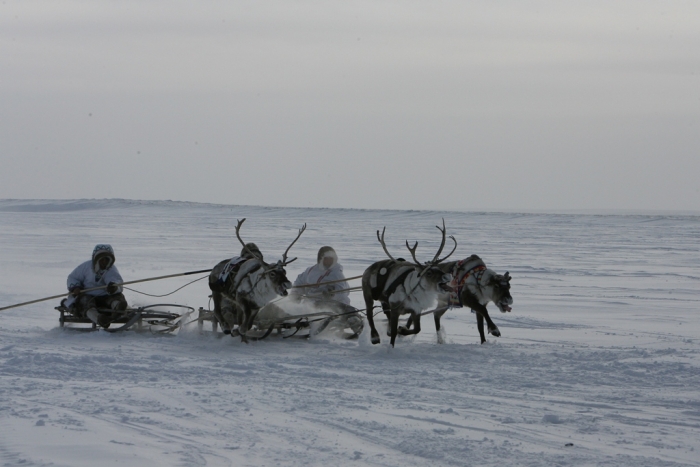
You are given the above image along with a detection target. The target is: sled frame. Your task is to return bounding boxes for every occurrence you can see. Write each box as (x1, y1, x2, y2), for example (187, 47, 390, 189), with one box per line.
(56, 303, 194, 333)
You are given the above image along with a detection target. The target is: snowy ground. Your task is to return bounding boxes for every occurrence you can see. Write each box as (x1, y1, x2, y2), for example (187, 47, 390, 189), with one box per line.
(1, 199, 699, 467)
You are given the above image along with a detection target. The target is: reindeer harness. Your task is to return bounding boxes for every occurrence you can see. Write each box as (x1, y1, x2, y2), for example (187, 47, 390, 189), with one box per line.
(449, 258, 487, 307)
(217, 256, 247, 284)
(371, 264, 414, 300)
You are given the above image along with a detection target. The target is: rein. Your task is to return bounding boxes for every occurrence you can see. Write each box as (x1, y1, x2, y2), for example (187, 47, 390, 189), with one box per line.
(290, 274, 363, 288)
(0, 268, 213, 313)
(302, 286, 363, 299)
(124, 274, 209, 298)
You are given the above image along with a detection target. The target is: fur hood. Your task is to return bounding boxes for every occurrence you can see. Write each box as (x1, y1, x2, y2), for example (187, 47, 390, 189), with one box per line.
(317, 246, 338, 267)
(241, 242, 263, 260)
(92, 244, 115, 273)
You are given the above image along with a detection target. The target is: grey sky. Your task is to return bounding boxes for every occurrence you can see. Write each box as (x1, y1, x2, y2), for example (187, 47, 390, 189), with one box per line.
(2, 1, 698, 212)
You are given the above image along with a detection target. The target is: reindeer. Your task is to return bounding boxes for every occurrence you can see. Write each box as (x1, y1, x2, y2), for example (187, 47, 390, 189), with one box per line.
(362, 220, 456, 347)
(404, 254, 513, 344)
(208, 219, 305, 342)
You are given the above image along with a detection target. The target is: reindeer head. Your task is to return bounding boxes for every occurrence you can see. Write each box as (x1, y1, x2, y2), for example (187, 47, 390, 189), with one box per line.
(377, 219, 457, 293)
(487, 271, 513, 312)
(235, 218, 306, 299)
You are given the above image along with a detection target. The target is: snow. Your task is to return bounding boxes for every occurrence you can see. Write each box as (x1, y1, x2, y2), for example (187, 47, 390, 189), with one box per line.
(1, 199, 699, 467)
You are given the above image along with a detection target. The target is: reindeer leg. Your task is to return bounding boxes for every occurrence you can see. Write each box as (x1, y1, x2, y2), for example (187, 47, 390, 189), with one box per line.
(462, 292, 501, 342)
(222, 307, 239, 335)
(475, 312, 486, 344)
(472, 305, 501, 344)
(239, 329, 249, 343)
(404, 314, 414, 331)
(381, 301, 390, 317)
(212, 292, 231, 335)
(381, 301, 395, 336)
(221, 299, 240, 337)
(398, 311, 421, 336)
(237, 305, 250, 343)
(212, 291, 223, 322)
(388, 309, 401, 347)
(434, 308, 448, 344)
(364, 289, 380, 345)
(473, 303, 500, 338)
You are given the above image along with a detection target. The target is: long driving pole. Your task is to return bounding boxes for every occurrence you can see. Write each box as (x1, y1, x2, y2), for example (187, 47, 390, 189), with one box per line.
(0, 269, 213, 312)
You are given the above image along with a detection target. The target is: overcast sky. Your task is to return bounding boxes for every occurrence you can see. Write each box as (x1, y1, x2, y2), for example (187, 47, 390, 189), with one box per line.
(1, 1, 699, 212)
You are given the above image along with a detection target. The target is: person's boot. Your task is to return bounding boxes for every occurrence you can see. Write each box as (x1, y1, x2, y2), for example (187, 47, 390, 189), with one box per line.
(98, 314, 111, 328)
(86, 307, 111, 329)
(110, 298, 127, 312)
(86, 308, 100, 325)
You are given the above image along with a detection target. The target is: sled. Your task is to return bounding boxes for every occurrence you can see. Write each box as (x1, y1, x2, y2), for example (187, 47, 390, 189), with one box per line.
(196, 298, 364, 340)
(56, 303, 195, 334)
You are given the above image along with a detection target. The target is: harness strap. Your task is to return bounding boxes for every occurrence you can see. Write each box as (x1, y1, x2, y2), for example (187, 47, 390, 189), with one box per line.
(449, 262, 487, 307)
(385, 269, 414, 298)
(211, 258, 246, 296)
(219, 256, 246, 283)
(230, 262, 263, 295)
(472, 268, 487, 289)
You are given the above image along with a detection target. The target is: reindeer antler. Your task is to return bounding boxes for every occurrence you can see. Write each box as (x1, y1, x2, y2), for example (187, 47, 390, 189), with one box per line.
(429, 219, 448, 264)
(281, 223, 307, 266)
(235, 218, 266, 264)
(433, 235, 457, 265)
(430, 219, 457, 266)
(377, 227, 396, 261)
(406, 219, 458, 270)
(405, 240, 421, 266)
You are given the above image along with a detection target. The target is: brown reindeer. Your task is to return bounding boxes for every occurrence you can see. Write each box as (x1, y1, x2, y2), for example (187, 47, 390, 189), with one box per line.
(362, 220, 456, 347)
(208, 219, 305, 342)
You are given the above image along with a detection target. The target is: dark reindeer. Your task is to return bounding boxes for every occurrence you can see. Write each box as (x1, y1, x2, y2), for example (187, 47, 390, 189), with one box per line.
(362, 220, 456, 347)
(405, 254, 513, 344)
(208, 218, 305, 342)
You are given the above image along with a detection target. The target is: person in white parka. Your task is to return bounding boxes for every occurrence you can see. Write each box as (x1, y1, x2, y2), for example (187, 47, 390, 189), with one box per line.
(257, 246, 363, 338)
(61, 244, 127, 328)
(290, 246, 350, 305)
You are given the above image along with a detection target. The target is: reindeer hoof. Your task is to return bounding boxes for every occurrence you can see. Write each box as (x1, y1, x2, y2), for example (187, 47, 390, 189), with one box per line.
(489, 328, 501, 337)
(223, 329, 231, 335)
(437, 329, 446, 344)
(371, 333, 380, 345)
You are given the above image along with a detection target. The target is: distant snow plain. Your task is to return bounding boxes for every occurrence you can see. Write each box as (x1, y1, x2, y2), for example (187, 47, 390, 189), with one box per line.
(0, 199, 698, 467)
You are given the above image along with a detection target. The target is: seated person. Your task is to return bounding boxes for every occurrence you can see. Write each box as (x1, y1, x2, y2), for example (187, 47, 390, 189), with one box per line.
(61, 244, 127, 328)
(258, 246, 363, 338)
(290, 246, 350, 305)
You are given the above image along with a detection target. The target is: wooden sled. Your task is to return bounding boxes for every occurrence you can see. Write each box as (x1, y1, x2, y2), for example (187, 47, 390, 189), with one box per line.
(56, 303, 194, 333)
(196, 299, 364, 340)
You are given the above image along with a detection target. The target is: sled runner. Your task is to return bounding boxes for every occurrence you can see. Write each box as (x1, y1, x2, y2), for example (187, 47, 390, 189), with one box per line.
(56, 303, 194, 333)
(196, 298, 364, 340)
